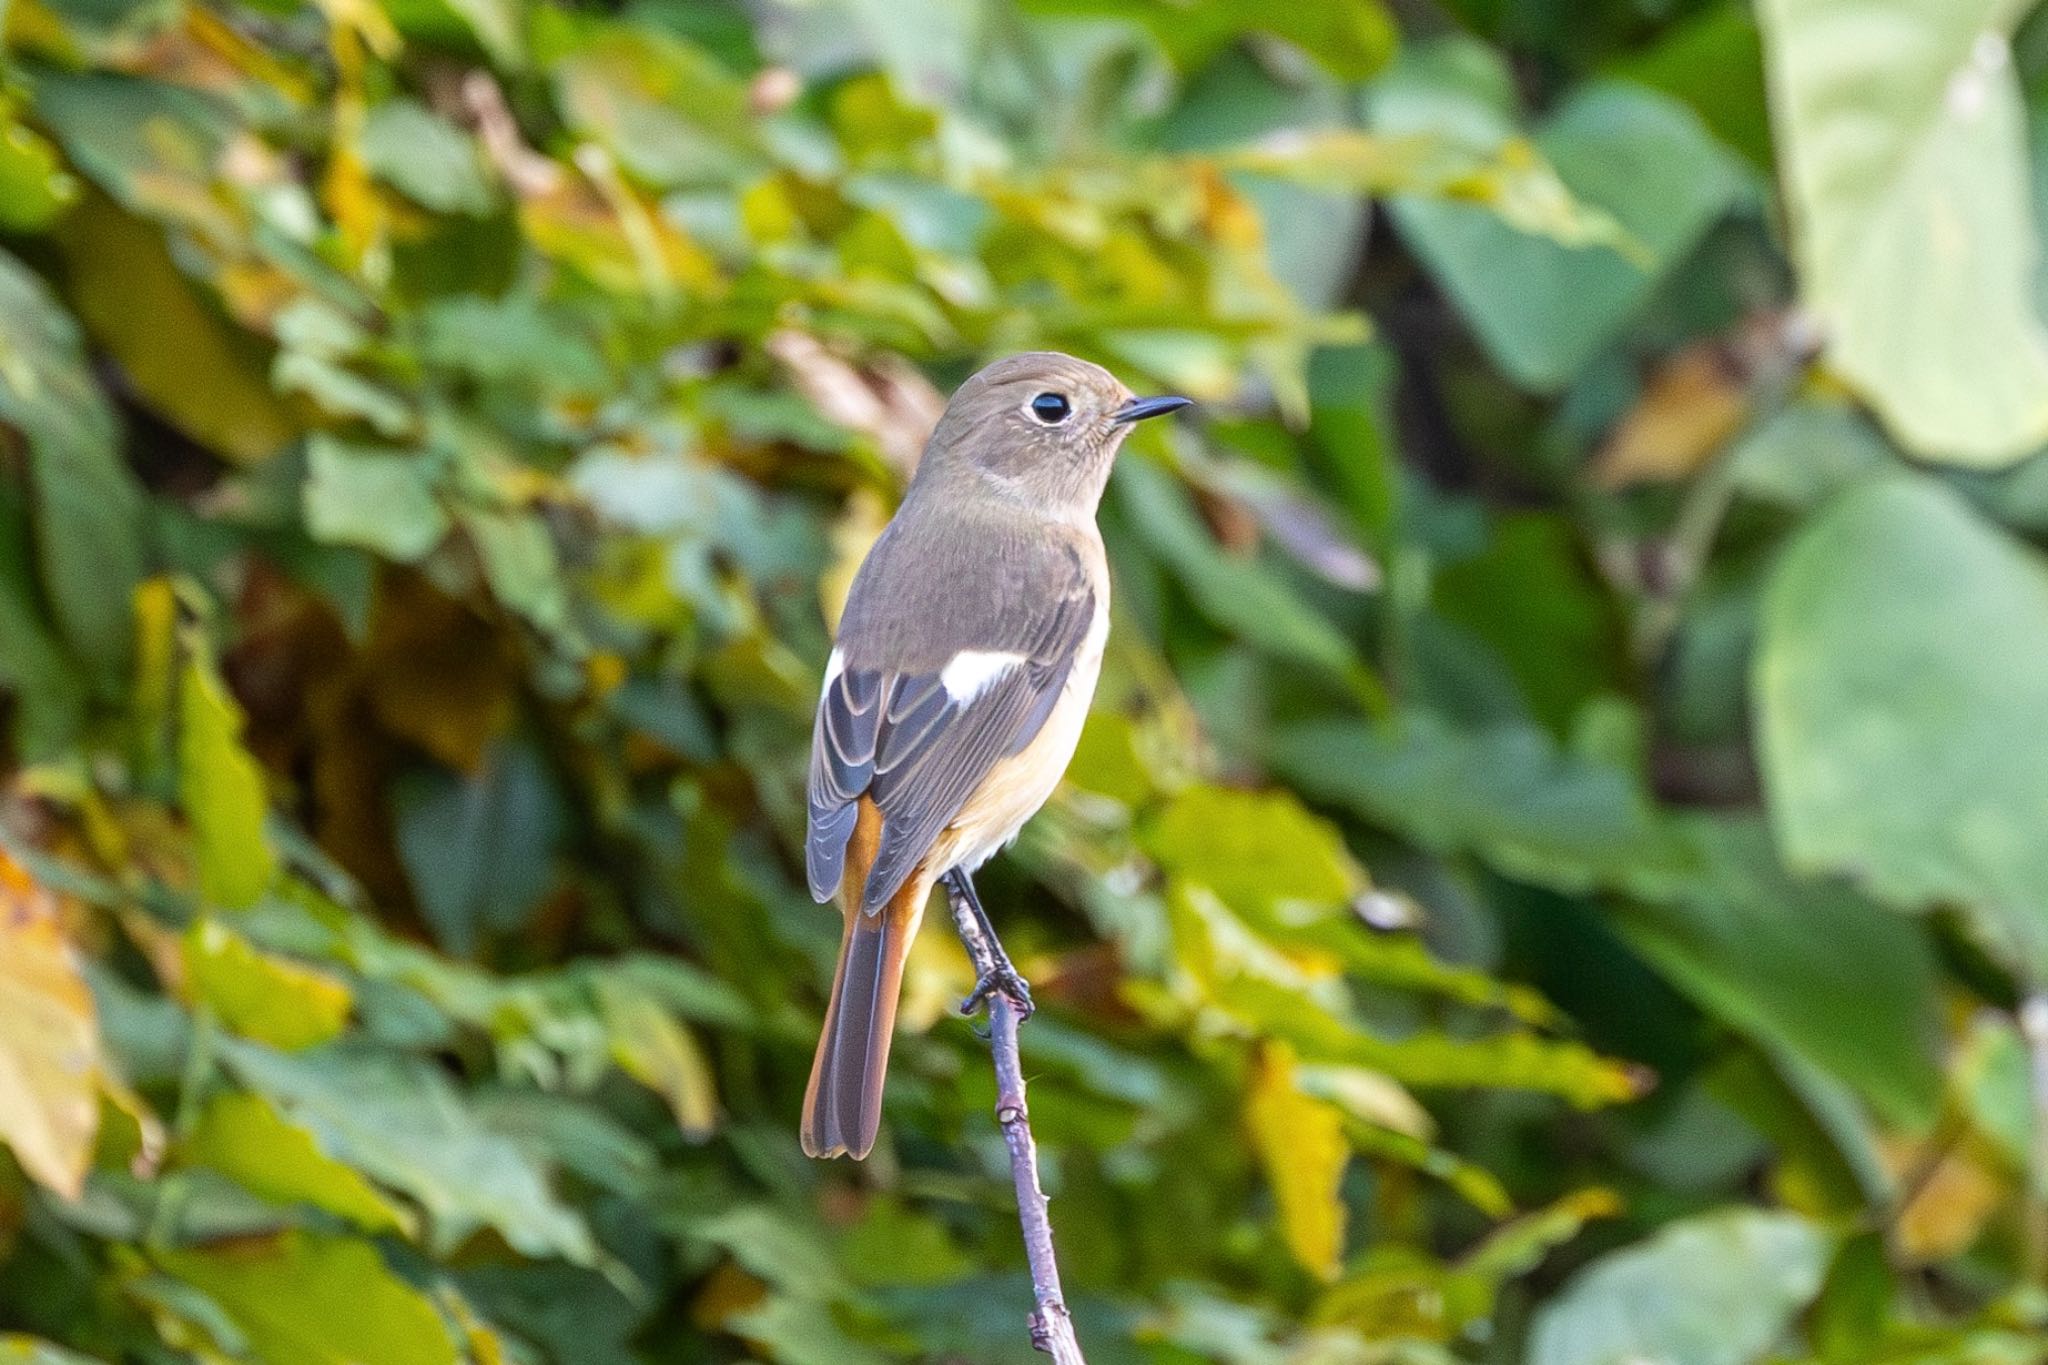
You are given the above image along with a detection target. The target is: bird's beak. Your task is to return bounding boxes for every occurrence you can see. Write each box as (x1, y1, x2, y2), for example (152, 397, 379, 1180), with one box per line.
(1110, 395, 1193, 425)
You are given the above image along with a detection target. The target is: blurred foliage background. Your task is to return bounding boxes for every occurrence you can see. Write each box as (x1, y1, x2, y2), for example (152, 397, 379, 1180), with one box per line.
(1, 0, 2048, 1360)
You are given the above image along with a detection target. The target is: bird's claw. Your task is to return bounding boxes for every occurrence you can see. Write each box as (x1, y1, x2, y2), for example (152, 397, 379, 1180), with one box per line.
(961, 964, 1036, 1021)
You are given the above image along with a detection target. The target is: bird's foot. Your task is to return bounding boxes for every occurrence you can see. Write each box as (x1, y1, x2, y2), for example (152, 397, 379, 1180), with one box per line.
(962, 962, 1035, 1021)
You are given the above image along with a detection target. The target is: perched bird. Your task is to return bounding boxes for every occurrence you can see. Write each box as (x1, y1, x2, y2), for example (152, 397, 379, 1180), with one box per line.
(801, 352, 1189, 1159)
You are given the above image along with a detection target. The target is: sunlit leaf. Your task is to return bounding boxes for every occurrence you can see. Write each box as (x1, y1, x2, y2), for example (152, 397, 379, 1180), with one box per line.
(0, 852, 102, 1200)
(182, 1091, 411, 1234)
(1142, 784, 1360, 918)
(0, 111, 77, 230)
(1760, 0, 2048, 463)
(1246, 1041, 1348, 1280)
(0, 1337, 106, 1364)
(156, 1231, 459, 1365)
(596, 980, 718, 1139)
(179, 653, 277, 912)
(55, 196, 296, 463)
(185, 919, 352, 1051)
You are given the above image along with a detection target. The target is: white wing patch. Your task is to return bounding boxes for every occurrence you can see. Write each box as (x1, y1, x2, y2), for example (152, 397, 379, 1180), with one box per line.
(940, 649, 1025, 704)
(823, 647, 845, 688)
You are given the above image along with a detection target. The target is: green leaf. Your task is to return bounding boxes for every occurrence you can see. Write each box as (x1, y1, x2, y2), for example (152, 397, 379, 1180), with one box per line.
(1269, 713, 1696, 899)
(595, 980, 718, 1139)
(1023, 0, 1395, 80)
(359, 101, 496, 216)
(463, 509, 571, 637)
(0, 1336, 108, 1364)
(0, 112, 79, 231)
(394, 738, 566, 956)
(547, 19, 762, 189)
(178, 655, 277, 912)
(1616, 818, 1944, 1129)
(1611, 2, 1773, 169)
(156, 1231, 459, 1365)
(1174, 885, 1640, 1108)
(1527, 1208, 1830, 1365)
(1725, 395, 1897, 509)
(1760, 0, 2048, 463)
(182, 1092, 410, 1234)
(1371, 42, 1744, 390)
(0, 247, 143, 687)
(1317, 1188, 1619, 1337)
(1756, 477, 2048, 977)
(185, 919, 352, 1051)
(1142, 784, 1360, 918)
(303, 436, 451, 563)
(221, 1042, 599, 1266)
(1432, 512, 1624, 734)
(1116, 457, 1367, 692)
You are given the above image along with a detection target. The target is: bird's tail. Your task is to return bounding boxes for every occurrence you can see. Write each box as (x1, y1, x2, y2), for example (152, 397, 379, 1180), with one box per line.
(802, 799, 927, 1159)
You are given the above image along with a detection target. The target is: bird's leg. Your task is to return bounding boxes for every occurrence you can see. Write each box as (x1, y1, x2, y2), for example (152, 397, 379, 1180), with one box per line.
(943, 868, 1035, 1021)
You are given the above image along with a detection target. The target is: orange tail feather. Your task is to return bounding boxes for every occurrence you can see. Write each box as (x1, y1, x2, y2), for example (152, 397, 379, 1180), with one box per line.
(802, 799, 929, 1159)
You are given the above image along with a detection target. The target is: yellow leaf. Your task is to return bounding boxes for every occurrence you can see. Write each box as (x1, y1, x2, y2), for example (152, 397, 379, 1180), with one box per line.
(178, 652, 276, 910)
(598, 982, 718, 1138)
(0, 852, 102, 1200)
(131, 578, 178, 784)
(1880, 1133, 2008, 1264)
(185, 918, 351, 1051)
(1247, 1039, 1349, 1280)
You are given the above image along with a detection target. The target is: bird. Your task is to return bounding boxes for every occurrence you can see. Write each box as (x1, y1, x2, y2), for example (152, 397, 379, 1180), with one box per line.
(800, 351, 1190, 1159)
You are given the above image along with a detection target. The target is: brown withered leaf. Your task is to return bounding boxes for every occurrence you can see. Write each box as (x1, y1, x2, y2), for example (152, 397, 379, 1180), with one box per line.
(766, 330, 943, 474)
(1593, 341, 1752, 491)
(360, 571, 518, 774)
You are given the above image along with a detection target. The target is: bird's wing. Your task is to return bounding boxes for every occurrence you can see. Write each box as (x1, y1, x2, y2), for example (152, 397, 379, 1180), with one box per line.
(805, 532, 1096, 914)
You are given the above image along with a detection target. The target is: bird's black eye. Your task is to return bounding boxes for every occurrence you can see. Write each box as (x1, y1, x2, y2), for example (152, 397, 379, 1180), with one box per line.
(1028, 392, 1072, 425)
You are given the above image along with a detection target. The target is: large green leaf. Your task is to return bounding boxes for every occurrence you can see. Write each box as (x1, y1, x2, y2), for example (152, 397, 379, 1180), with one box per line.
(1756, 477, 2048, 977)
(1527, 1208, 1830, 1365)
(1269, 713, 1696, 898)
(0, 248, 143, 687)
(156, 1232, 458, 1365)
(1371, 42, 1745, 390)
(1759, 0, 2048, 463)
(1277, 718, 1944, 1122)
(1617, 818, 1943, 1128)
(222, 1042, 599, 1267)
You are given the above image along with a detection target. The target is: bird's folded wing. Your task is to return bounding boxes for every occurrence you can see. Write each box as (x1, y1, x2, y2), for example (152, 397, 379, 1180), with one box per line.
(805, 549, 1095, 913)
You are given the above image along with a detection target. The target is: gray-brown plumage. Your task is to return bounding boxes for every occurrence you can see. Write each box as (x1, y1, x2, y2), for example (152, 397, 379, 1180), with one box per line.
(801, 352, 1188, 1159)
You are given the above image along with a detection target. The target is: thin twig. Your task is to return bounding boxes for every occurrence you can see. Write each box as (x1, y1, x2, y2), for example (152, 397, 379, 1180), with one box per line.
(945, 883, 1086, 1364)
